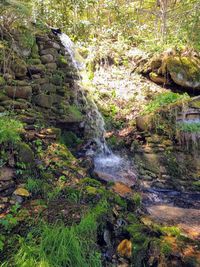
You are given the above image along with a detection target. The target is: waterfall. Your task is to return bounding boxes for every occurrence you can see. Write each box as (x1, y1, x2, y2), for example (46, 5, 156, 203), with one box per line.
(58, 32, 110, 155)
(57, 32, 137, 186)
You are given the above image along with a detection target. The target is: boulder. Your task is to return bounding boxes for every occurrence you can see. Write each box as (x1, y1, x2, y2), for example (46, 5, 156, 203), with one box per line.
(166, 56, 200, 89)
(41, 54, 54, 64)
(6, 86, 32, 99)
(45, 63, 57, 70)
(34, 94, 53, 108)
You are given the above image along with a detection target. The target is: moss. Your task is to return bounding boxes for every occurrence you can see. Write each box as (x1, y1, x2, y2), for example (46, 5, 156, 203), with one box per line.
(17, 142, 34, 164)
(0, 76, 6, 86)
(27, 58, 41, 65)
(58, 55, 68, 67)
(51, 71, 64, 86)
(79, 177, 102, 188)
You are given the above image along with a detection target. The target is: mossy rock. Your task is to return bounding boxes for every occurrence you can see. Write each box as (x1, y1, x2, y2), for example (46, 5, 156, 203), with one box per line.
(189, 96, 200, 109)
(17, 142, 34, 164)
(11, 58, 27, 78)
(166, 56, 200, 89)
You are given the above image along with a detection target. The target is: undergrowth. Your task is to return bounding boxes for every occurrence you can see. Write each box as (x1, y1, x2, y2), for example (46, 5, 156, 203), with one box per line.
(177, 122, 200, 133)
(1, 201, 108, 267)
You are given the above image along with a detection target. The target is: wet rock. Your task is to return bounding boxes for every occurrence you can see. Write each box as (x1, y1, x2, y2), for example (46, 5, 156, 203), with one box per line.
(5, 86, 32, 100)
(40, 48, 58, 57)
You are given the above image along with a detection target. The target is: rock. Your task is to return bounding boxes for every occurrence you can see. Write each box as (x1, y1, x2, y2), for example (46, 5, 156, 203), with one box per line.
(0, 167, 14, 181)
(13, 188, 30, 197)
(11, 59, 27, 78)
(12, 194, 24, 204)
(166, 56, 200, 90)
(17, 142, 34, 164)
(28, 64, 45, 75)
(0, 106, 5, 112)
(136, 115, 152, 131)
(189, 96, 200, 109)
(1, 100, 29, 109)
(40, 48, 58, 57)
(117, 239, 132, 258)
(112, 182, 133, 197)
(41, 54, 54, 64)
(5, 86, 32, 100)
(45, 63, 57, 70)
(34, 94, 53, 108)
(41, 83, 56, 93)
(149, 72, 169, 85)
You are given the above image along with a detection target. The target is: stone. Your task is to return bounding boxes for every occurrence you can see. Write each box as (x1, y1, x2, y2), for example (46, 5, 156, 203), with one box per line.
(41, 83, 56, 93)
(112, 182, 132, 197)
(189, 96, 200, 109)
(166, 56, 200, 90)
(0, 167, 14, 181)
(5, 86, 32, 100)
(28, 64, 45, 75)
(136, 115, 152, 131)
(149, 72, 169, 85)
(45, 63, 57, 70)
(17, 142, 34, 164)
(34, 94, 53, 108)
(41, 54, 54, 64)
(11, 59, 27, 78)
(117, 239, 132, 258)
(13, 188, 30, 197)
(1, 100, 29, 109)
(40, 48, 58, 57)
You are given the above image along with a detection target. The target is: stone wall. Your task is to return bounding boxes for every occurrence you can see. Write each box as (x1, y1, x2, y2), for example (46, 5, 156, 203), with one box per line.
(0, 29, 85, 134)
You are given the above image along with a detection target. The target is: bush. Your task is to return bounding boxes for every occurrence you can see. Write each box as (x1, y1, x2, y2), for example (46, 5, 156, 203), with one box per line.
(0, 116, 23, 145)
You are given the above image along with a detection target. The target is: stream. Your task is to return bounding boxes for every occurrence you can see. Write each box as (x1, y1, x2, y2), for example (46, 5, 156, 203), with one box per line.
(58, 30, 200, 240)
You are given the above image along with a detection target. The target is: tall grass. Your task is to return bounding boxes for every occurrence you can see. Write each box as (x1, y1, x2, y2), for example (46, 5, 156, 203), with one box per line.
(2, 201, 108, 267)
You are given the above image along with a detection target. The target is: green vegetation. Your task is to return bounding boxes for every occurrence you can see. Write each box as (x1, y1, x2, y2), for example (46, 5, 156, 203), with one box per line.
(2, 202, 108, 267)
(0, 116, 23, 145)
(177, 122, 200, 133)
(142, 92, 190, 114)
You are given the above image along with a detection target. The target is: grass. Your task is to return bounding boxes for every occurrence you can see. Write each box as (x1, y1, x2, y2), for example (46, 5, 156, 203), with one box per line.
(1, 202, 108, 267)
(177, 122, 200, 133)
(0, 116, 23, 145)
(142, 92, 190, 114)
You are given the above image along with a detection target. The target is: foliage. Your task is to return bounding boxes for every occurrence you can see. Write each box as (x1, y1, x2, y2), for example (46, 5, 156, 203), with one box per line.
(60, 131, 82, 148)
(3, 202, 108, 267)
(177, 122, 200, 133)
(142, 92, 190, 114)
(0, 116, 23, 145)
